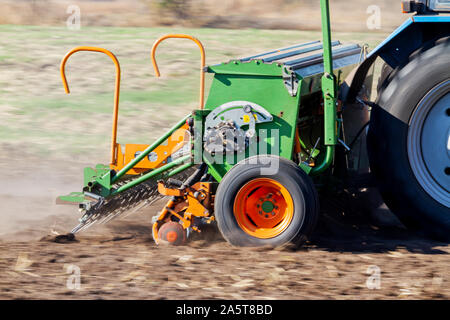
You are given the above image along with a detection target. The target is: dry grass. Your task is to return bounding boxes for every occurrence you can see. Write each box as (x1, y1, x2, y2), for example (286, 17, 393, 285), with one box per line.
(0, 25, 387, 161)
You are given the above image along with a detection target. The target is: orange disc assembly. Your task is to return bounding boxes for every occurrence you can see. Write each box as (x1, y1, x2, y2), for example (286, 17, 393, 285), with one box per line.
(157, 222, 187, 246)
(233, 178, 294, 239)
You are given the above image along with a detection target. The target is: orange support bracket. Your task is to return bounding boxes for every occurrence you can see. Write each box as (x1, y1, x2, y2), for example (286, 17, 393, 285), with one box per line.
(151, 34, 206, 110)
(60, 46, 121, 166)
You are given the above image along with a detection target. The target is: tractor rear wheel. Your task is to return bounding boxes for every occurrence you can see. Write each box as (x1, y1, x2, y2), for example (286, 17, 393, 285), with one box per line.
(214, 155, 319, 247)
(368, 39, 450, 240)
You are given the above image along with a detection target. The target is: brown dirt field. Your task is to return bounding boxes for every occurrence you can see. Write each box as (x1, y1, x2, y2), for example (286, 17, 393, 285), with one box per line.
(1, 211, 449, 300)
(0, 158, 448, 300)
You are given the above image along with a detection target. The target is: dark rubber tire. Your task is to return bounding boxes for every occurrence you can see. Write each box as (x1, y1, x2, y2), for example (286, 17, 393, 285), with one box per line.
(368, 40, 450, 241)
(214, 155, 319, 247)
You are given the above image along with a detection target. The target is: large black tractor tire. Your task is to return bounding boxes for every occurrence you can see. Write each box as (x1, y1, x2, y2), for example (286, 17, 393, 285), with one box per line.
(214, 155, 319, 247)
(368, 40, 450, 241)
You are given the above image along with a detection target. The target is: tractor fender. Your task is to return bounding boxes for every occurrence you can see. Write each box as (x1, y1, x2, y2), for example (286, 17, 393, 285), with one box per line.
(344, 15, 450, 103)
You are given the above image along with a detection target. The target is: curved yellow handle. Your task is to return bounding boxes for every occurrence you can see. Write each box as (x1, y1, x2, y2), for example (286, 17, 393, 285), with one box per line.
(60, 46, 121, 166)
(151, 34, 206, 109)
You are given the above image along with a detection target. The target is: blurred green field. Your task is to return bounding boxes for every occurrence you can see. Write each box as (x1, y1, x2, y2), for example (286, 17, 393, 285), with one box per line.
(0, 25, 388, 164)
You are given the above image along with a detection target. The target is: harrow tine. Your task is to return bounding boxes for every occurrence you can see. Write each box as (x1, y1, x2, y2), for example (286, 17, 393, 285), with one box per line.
(70, 167, 196, 233)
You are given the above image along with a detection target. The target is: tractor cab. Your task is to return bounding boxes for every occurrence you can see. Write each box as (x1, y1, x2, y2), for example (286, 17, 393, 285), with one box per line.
(402, 0, 450, 13)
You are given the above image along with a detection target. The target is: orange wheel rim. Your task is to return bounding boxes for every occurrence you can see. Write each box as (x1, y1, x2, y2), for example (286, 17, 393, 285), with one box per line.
(233, 178, 294, 239)
(166, 231, 178, 243)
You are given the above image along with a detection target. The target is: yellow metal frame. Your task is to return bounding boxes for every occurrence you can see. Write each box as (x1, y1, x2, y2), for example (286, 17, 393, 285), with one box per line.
(60, 46, 121, 166)
(153, 181, 214, 244)
(151, 34, 206, 109)
(60, 46, 192, 175)
(110, 124, 190, 174)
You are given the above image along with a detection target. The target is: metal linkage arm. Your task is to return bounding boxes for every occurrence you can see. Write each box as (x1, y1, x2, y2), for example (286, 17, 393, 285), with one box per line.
(312, 0, 338, 175)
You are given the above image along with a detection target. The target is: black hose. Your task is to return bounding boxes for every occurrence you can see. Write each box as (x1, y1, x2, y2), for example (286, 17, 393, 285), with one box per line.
(182, 163, 207, 188)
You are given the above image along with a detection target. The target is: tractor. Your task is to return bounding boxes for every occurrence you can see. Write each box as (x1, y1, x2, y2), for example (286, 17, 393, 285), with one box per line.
(57, 0, 450, 246)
